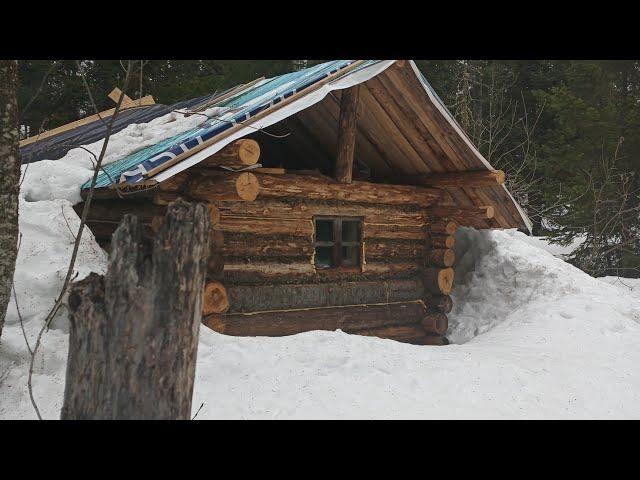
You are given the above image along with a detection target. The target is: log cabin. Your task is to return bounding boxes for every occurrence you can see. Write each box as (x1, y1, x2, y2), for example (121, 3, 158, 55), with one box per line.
(25, 60, 532, 346)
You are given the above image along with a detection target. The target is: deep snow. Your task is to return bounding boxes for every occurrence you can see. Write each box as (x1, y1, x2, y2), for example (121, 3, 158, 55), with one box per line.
(2, 116, 640, 419)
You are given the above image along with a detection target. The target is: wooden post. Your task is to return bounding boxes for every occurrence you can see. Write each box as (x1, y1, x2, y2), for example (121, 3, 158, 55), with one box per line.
(61, 200, 211, 420)
(334, 85, 360, 183)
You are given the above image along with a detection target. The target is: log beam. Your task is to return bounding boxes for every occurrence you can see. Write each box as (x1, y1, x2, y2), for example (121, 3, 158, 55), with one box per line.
(426, 248, 455, 267)
(256, 172, 441, 208)
(430, 234, 455, 249)
(334, 85, 360, 183)
(226, 278, 425, 313)
(188, 172, 260, 202)
(428, 205, 494, 221)
(199, 139, 261, 168)
(422, 267, 454, 295)
(203, 300, 429, 337)
(430, 221, 458, 235)
(382, 169, 505, 188)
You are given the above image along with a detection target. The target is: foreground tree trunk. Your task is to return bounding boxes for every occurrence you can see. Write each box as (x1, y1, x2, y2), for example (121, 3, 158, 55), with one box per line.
(61, 200, 211, 419)
(0, 60, 20, 338)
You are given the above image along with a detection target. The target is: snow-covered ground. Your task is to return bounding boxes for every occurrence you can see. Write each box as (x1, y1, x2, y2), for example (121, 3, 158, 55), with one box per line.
(2, 118, 640, 419)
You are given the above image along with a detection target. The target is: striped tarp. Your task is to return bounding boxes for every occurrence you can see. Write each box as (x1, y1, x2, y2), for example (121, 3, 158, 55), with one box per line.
(84, 60, 371, 189)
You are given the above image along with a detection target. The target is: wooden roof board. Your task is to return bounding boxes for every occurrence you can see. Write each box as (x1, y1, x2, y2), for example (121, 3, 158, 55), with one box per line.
(357, 84, 430, 175)
(314, 94, 395, 176)
(372, 71, 452, 173)
(363, 75, 443, 174)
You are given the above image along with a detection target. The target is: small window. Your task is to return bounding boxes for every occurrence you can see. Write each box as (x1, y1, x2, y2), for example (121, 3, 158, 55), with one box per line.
(313, 217, 363, 269)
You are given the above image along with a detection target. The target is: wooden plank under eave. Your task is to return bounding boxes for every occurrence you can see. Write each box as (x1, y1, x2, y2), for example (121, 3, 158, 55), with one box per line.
(334, 85, 360, 183)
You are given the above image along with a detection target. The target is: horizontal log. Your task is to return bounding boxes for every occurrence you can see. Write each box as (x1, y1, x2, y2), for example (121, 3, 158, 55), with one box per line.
(430, 234, 455, 249)
(426, 249, 455, 267)
(226, 278, 425, 313)
(214, 198, 429, 226)
(199, 139, 260, 168)
(223, 260, 421, 285)
(428, 205, 494, 220)
(215, 216, 314, 238)
(151, 206, 220, 236)
(349, 324, 428, 341)
(422, 267, 455, 295)
(223, 233, 314, 258)
(364, 223, 426, 241)
(364, 239, 426, 260)
(86, 221, 155, 241)
(414, 335, 449, 346)
(202, 281, 229, 315)
(153, 192, 186, 206)
(210, 229, 224, 248)
(207, 252, 225, 279)
(203, 300, 428, 337)
(430, 221, 457, 235)
(188, 172, 260, 202)
(255, 172, 442, 208)
(158, 172, 190, 193)
(75, 200, 167, 224)
(424, 294, 453, 314)
(421, 312, 448, 335)
(382, 169, 505, 188)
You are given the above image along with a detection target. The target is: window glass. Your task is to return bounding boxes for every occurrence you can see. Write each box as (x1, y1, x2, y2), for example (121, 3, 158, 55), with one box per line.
(341, 246, 360, 266)
(315, 246, 333, 268)
(342, 220, 360, 243)
(315, 219, 334, 242)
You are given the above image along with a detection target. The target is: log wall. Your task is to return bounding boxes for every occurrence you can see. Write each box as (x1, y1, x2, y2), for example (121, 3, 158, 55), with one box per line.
(79, 169, 456, 345)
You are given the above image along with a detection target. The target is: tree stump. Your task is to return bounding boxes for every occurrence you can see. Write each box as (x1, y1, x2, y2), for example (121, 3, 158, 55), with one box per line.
(61, 199, 211, 420)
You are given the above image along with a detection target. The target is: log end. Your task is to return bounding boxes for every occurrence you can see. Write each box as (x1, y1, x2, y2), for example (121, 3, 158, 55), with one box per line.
(236, 172, 260, 201)
(208, 204, 221, 226)
(202, 281, 229, 315)
(438, 268, 455, 294)
(237, 139, 261, 166)
(202, 314, 225, 333)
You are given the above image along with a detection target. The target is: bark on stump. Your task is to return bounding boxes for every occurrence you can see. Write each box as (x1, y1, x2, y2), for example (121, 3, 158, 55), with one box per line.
(0, 60, 20, 337)
(61, 200, 211, 420)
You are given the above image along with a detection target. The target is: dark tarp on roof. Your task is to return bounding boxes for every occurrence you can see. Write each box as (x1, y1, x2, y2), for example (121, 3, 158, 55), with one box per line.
(19, 93, 221, 164)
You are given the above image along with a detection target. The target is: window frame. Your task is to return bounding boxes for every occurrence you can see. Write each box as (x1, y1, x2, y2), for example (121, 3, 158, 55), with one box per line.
(313, 216, 363, 270)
